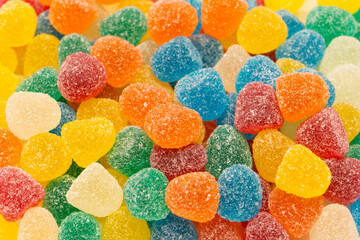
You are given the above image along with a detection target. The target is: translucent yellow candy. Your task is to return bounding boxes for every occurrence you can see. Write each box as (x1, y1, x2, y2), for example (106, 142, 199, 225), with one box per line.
(219, 31, 238, 51)
(265, 0, 305, 14)
(237, 7, 288, 54)
(107, 168, 129, 189)
(136, 39, 160, 65)
(297, 0, 318, 23)
(275, 144, 331, 198)
(18, 207, 58, 240)
(333, 103, 360, 143)
(0, 0, 37, 47)
(276, 58, 306, 73)
(61, 117, 116, 168)
(253, 130, 295, 183)
(117, 0, 153, 14)
(0, 214, 18, 240)
(14, 45, 27, 76)
(193, 123, 206, 144)
(0, 101, 7, 129)
(102, 206, 150, 240)
(77, 98, 128, 132)
(83, 4, 109, 40)
(0, 46, 17, 72)
(23, 34, 59, 77)
(0, 64, 19, 101)
(20, 133, 72, 181)
(138, 31, 151, 45)
(318, 0, 360, 14)
(280, 119, 307, 140)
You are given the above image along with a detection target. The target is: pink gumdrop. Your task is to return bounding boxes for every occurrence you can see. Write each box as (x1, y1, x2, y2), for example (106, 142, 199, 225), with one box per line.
(150, 143, 208, 181)
(0, 0, 48, 15)
(259, 176, 271, 212)
(234, 82, 284, 134)
(296, 107, 349, 159)
(323, 157, 360, 205)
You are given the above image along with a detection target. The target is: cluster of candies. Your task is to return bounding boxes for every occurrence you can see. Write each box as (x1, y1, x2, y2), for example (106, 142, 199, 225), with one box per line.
(2, 0, 360, 239)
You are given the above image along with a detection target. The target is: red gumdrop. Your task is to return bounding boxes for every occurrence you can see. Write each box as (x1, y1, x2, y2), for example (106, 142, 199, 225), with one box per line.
(0, 166, 44, 222)
(256, 0, 264, 6)
(245, 212, 290, 240)
(150, 143, 208, 181)
(323, 157, 360, 205)
(0, 0, 48, 15)
(259, 176, 271, 212)
(57, 52, 107, 103)
(234, 82, 284, 134)
(296, 107, 349, 159)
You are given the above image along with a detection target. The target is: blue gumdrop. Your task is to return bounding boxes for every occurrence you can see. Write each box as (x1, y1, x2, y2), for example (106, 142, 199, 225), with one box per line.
(276, 10, 305, 39)
(246, 0, 257, 9)
(35, 10, 64, 40)
(175, 68, 228, 121)
(50, 102, 76, 136)
(217, 93, 237, 126)
(150, 213, 198, 240)
(296, 68, 335, 107)
(235, 55, 281, 92)
(217, 164, 262, 222)
(151, 36, 202, 83)
(275, 29, 326, 69)
(183, 0, 202, 35)
(189, 34, 223, 68)
(350, 198, 360, 234)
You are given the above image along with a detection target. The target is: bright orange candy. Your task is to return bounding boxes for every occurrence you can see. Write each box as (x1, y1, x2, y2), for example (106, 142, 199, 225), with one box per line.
(269, 188, 324, 238)
(201, 0, 248, 39)
(276, 72, 329, 122)
(148, 0, 198, 44)
(165, 172, 219, 222)
(119, 83, 172, 129)
(0, 128, 22, 168)
(91, 36, 142, 88)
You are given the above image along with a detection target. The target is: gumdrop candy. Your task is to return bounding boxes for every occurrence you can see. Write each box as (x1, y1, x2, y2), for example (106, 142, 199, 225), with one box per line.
(350, 197, 360, 234)
(0, 101, 7, 129)
(0, 64, 19, 101)
(259, 176, 271, 212)
(58, 212, 100, 240)
(319, 0, 360, 13)
(18, 207, 58, 240)
(276, 72, 329, 122)
(333, 103, 360, 143)
(116, 0, 153, 13)
(35, 10, 63, 40)
(65, 161, 84, 178)
(275, 144, 331, 198)
(183, 0, 202, 34)
(66, 163, 122, 217)
(49, 102, 76, 136)
(0, 214, 18, 240)
(0, 128, 22, 168)
(237, 7, 288, 54)
(150, 36, 202, 83)
(206, 125, 252, 178)
(346, 144, 360, 161)
(189, 34, 223, 68)
(137, 39, 160, 65)
(6, 92, 61, 140)
(264, 0, 304, 14)
(61, 118, 116, 168)
(0, 46, 18, 73)
(175, 68, 228, 121)
(217, 93, 237, 126)
(276, 10, 305, 39)
(94, 83, 119, 101)
(234, 82, 283, 134)
(245, 212, 290, 240)
(82, 3, 109, 40)
(276, 58, 305, 73)
(57, 52, 106, 102)
(166, 172, 219, 222)
(147, 0, 198, 44)
(91, 36, 142, 88)
(235, 55, 281, 92)
(124, 168, 169, 221)
(201, 0, 248, 39)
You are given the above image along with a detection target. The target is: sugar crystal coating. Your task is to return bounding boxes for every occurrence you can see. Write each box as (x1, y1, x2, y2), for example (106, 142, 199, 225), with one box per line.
(58, 212, 100, 240)
(346, 144, 360, 160)
(183, 0, 202, 34)
(259, 176, 271, 212)
(189, 34, 223, 68)
(35, 10, 64, 40)
(0, 128, 22, 168)
(137, 39, 160, 65)
(0, 64, 19, 101)
(276, 10, 305, 39)
(333, 103, 360, 143)
(217, 93, 237, 126)
(49, 102, 76, 136)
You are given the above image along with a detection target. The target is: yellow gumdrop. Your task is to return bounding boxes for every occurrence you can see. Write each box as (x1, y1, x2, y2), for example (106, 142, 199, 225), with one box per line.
(0, 64, 19, 101)
(297, 0, 318, 23)
(0, 46, 17, 72)
(275, 144, 331, 198)
(0, 0, 37, 47)
(0, 101, 7, 129)
(276, 58, 306, 73)
(219, 31, 238, 51)
(237, 7, 288, 54)
(333, 103, 360, 143)
(77, 98, 128, 132)
(14, 45, 27, 76)
(138, 30, 151, 44)
(61, 117, 117, 168)
(107, 168, 128, 206)
(280, 118, 307, 140)
(23, 34, 59, 77)
(0, 214, 18, 240)
(102, 206, 150, 240)
(137, 39, 160, 65)
(318, 0, 360, 14)
(265, 0, 305, 14)
(193, 123, 206, 144)
(38, 0, 52, 6)
(117, 0, 153, 14)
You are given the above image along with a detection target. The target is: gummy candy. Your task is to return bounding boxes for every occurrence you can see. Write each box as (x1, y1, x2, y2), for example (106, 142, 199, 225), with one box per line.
(346, 144, 360, 160)
(0, 0, 48, 15)
(333, 103, 360, 143)
(0, 46, 18, 72)
(106, 168, 128, 191)
(136, 39, 160, 65)
(276, 10, 305, 39)
(183, 0, 202, 34)
(117, 0, 153, 14)
(189, 34, 223, 68)
(0, 101, 7, 129)
(0, 128, 22, 168)
(264, 0, 304, 14)
(276, 58, 305, 73)
(259, 176, 271, 212)
(216, 93, 237, 126)
(49, 102, 76, 136)
(95, 83, 120, 101)
(35, 10, 64, 40)
(65, 161, 84, 178)
(82, 3, 109, 40)
(0, 214, 18, 240)
(58, 212, 100, 240)
(0, 64, 20, 101)
(318, 0, 360, 14)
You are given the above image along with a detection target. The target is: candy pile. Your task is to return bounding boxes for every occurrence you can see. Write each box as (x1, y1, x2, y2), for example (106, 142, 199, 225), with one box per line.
(1, 0, 360, 239)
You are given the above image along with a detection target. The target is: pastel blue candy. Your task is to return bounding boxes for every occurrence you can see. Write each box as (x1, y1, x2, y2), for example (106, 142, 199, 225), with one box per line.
(276, 10, 305, 39)
(151, 36, 202, 83)
(217, 164, 262, 222)
(189, 34, 223, 68)
(175, 68, 227, 121)
(235, 55, 281, 92)
(49, 102, 76, 136)
(35, 10, 64, 40)
(183, 0, 202, 34)
(276, 29, 326, 69)
(246, 0, 257, 9)
(296, 68, 335, 107)
(350, 197, 360, 233)
(150, 213, 198, 240)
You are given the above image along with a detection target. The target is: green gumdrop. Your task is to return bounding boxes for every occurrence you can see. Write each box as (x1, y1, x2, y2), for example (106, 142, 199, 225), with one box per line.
(306, 6, 356, 46)
(99, 7, 147, 46)
(58, 33, 92, 68)
(352, 132, 360, 145)
(106, 126, 153, 177)
(15, 67, 61, 100)
(206, 125, 253, 178)
(43, 175, 79, 225)
(124, 168, 170, 221)
(65, 161, 85, 178)
(58, 212, 101, 240)
(354, 9, 360, 23)
(345, 144, 360, 160)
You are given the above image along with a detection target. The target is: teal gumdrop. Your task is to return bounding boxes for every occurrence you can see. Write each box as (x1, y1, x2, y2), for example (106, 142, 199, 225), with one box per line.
(58, 33, 92, 68)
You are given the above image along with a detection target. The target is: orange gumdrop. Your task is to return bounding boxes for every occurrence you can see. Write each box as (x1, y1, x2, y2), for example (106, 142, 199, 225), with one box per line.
(269, 187, 324, 238)
(144, 103, 202, 148)
(202, 0, 248, 39)
(91, 36, 142, 88)
(276, 72, 329, 122)
(165, 172, 219, 222)
(148, 0, 198, 44)
(119, 83, 172, 129)
(0, 128, 22, 168)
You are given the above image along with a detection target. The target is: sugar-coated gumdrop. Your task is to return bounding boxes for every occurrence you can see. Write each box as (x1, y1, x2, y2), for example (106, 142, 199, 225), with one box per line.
(58, 33, 92, 68)
(350, 197, 360, 234)
(65, 161, 84, 178)
(264, 0, 304, 14)
(82, 4, 109, 40)
(183, 0, 202, 34)
(49, 102, 76, 136)
(35, 10, 64, 40)
(0, 64, 19, 101)
(116, 0, 153, 13)
(276, 58, 305, 73)
(0, 128, 22, 168)
(189, 34, 223, 68)
(217, 93, 237, 126)
(0, 214, 18, 240)
(276, 10, 305, 39)
(137, 39, 160, 65)
(206, 125, 252, 178)
(259, 176, 271, 212)
(58, 212, 100, 240)
(0, 101, 7, 129)
(333, 103, 360, 143)
(0, 46, 18, 73)
(346, 144, 360, 160)
(95, 83, 119, 101)
(318, 0, 360, 14)
(275, 145, 331, 198)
